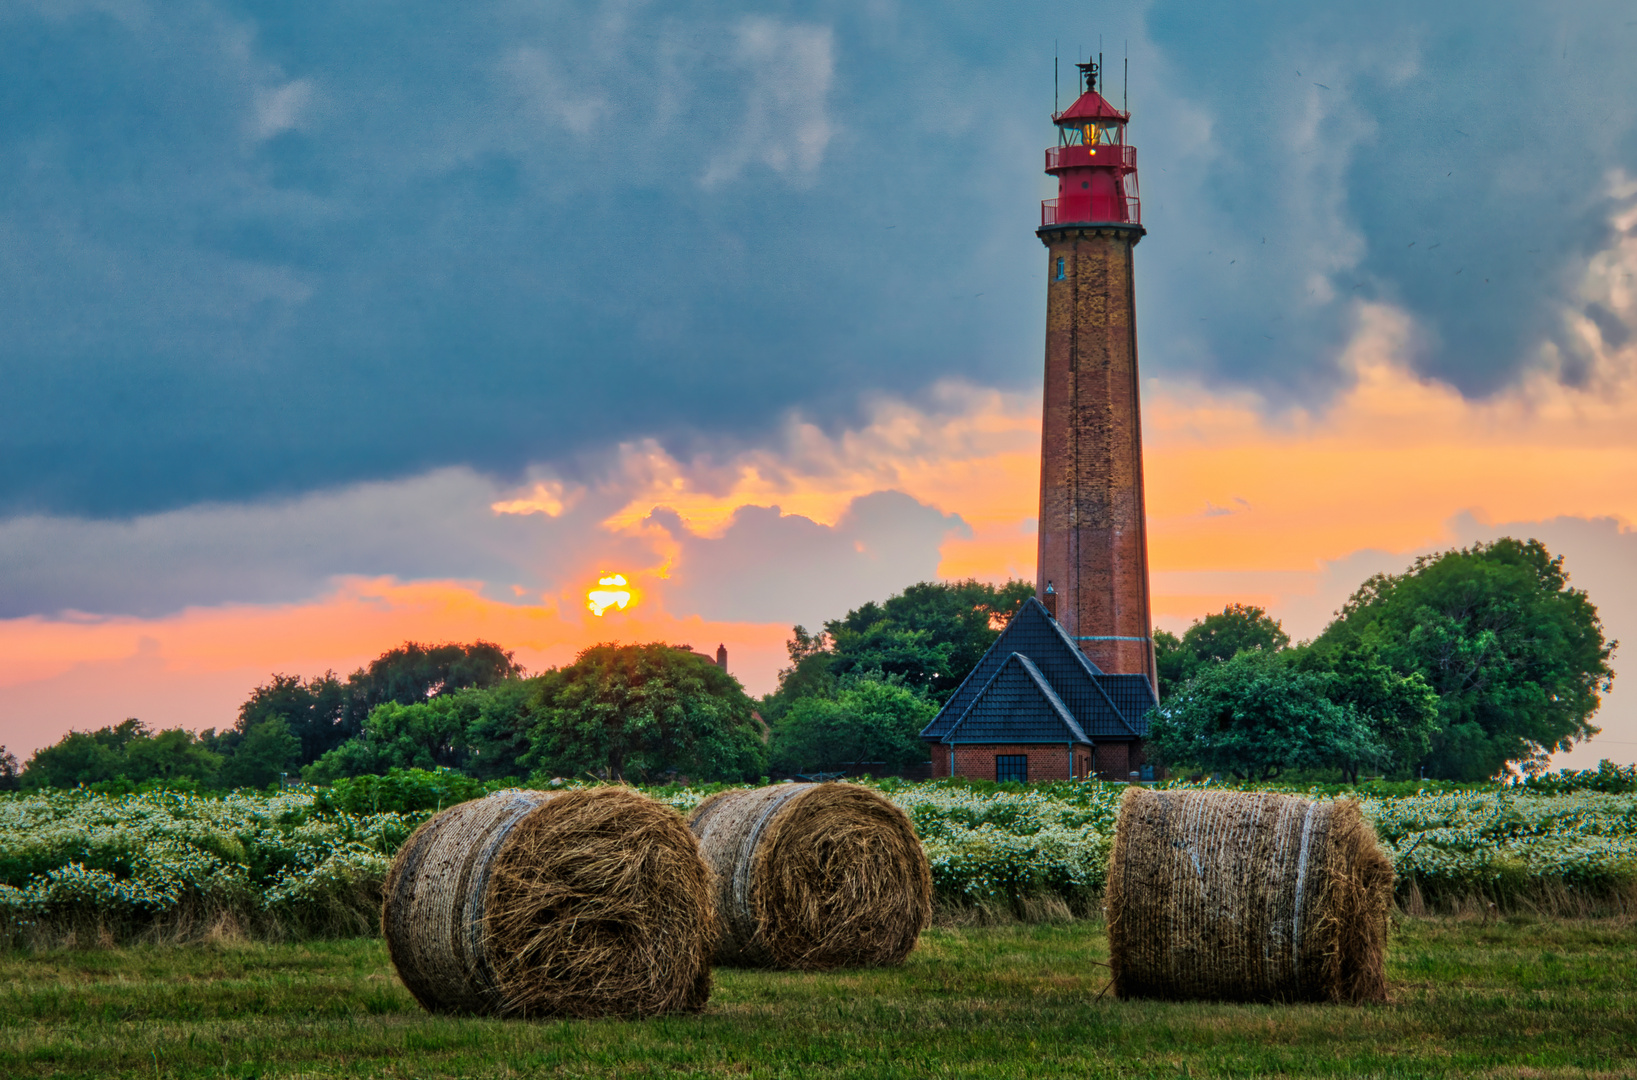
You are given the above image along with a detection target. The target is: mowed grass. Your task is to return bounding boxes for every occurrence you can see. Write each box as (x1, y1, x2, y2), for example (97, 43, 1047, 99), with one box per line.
(1, 918, 1633, 1079)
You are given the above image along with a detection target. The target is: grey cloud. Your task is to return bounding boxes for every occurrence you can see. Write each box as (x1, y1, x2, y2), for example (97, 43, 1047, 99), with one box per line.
(0, 469, 643, 618)
(654, 492, 970, 629)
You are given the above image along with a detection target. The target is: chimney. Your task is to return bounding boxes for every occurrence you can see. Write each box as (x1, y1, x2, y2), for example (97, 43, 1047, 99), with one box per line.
(1042, 582, 1058, 620)
(716, 643, 728, 671)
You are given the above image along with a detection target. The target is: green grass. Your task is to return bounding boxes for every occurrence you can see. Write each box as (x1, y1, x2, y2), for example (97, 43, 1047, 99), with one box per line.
(2, 918, 1633, 1079)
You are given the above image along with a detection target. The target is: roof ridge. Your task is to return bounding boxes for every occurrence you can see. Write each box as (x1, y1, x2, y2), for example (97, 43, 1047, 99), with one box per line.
(942, 651, 1091, 746)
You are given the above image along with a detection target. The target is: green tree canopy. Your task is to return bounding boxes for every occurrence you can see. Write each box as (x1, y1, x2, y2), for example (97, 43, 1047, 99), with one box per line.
(1149, 651, 1386, 781)
(524, 643, 766, 783)
(1315, 538, 1616, 780)
(22, 720, 225, 790)
(234, 672, 350, 766)
(760, 579, 1035, 722)
(1155, 603, 1290, 698)
(302, 676, 552, 784)
(227, 640, 526, 777)
(768, 676, 936, 776)
(1294, 641, 1440, 780)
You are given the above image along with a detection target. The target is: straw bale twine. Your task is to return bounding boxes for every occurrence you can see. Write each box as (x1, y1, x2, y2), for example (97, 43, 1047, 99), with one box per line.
(688, 783, 931, 970)
(382, 786, 714, 1018)
(1106, 787, 1392, 1004)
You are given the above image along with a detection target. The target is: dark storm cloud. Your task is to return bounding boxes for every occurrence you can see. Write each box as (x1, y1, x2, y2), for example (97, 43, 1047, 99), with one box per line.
(1138, 0, 1637, 399)
(2, 1, 1633, 519)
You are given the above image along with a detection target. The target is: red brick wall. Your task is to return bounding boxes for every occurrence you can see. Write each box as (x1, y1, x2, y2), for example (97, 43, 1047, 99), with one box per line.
(927, 743, 1081, 782)
(1036, 225, 1157, 691)
(925, 741, 1153, 782)
(1091, 741, 1129, 781)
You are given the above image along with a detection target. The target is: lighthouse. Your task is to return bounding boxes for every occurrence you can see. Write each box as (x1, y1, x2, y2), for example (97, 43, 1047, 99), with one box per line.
(918, 59, 1159, 783)
(1036, 58, 1157, 696)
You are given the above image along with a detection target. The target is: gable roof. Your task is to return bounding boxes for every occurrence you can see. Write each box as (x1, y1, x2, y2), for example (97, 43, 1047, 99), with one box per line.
(1097, 674, 1158, 737)
(943, 653, 1090, 745)
(920, 596, 1137, 743)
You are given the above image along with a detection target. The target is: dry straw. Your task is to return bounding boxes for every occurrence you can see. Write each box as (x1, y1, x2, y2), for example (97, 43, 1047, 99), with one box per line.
(689, 783, 932, 970)
(382, 787, 714, 1018)
(1106, 787, 1393, 1004)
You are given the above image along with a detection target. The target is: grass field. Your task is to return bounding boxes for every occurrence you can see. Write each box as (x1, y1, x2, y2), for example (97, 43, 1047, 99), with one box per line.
(2, 917, 1633, 1079)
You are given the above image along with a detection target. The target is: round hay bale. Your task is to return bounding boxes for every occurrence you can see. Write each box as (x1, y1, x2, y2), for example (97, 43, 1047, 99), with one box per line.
(1106, 787, 1393, 1004)
(687, 783, 931, 970)
(381, 786, 714, 1018)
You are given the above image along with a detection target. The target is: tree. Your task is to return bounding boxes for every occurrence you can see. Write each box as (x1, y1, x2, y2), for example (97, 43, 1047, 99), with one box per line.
(1153, 605, 1290, 700)
(21, 720, 225, 790)
(0, 746, 22, 791)
(758, 625, 839, 724)
(763, 579, 1033, 714)
(525, 643, 766, 783)
(212, 718, 294, 788)
(769, 676, 936, 776)
(304, 676, 554, 784)
(1316, 538, 1616, 780)
(1183, 603, 1291, 663)
(1295, 642, 1440, 781)
(1153, 628, 1189, 700)
(342, 640, 523, 728)
(235, 672, 350, 766)
(305, 697, 475, 783)
(1149, 651, 1385, 781)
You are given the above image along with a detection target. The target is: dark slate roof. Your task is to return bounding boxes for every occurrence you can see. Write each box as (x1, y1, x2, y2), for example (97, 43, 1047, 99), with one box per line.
(921, 597, 1138, 743)
(944, 654, 1091, 745)
(1097, 674, 1158, 737)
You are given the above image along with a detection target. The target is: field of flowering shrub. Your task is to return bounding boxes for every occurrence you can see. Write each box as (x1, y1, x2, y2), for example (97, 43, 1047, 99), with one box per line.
(3, 779, 1634, 945)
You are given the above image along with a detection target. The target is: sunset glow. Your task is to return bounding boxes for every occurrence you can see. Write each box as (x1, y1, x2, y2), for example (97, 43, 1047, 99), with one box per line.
(587, 574, 633, 616)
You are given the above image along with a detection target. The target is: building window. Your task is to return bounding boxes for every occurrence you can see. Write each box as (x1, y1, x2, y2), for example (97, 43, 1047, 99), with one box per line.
(996, 755, 1028, 783)
(1053, 257, 1065, 281)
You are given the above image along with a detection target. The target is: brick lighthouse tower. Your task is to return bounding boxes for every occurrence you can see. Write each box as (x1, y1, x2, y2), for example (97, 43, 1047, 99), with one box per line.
(917, 58, 1159, 782)
(1036, 58, 1157, 695)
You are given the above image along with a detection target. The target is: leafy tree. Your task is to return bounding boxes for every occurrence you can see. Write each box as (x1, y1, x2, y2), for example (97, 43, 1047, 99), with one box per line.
(342, 640, 523, 727)
(303, 676, 552, 784)
(0, 746, 18, 791)
(22, 720, 225, 790)
(1149, 651, 1385, 781)
(1316, 538, 1616, 780)
(305, 697, 474, 783)
(1184, 603, 1291, 663)
(1295, 642, 1440, 781)
(1155, 604, 1291, 700)
(464, 674, 557, 780)
(525, 643, 766, 783)
(1153, 628, 1188, 699)
(761, 580, 1034, 719)
(235, 672, 350, 765)
(213, 718, 297, 789)
(769, 676, 936, 776)
(758, 625, 838, 724)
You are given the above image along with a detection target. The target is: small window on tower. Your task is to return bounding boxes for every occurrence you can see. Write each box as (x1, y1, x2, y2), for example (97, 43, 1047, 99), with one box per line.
(1054, 257, 1065, 281)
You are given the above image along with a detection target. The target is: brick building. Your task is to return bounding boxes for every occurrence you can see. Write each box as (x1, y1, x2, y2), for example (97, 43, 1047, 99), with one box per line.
(919, 597, 1156, 781)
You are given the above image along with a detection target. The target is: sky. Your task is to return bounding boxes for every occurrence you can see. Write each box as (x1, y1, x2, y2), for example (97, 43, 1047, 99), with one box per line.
(3, 0, 1635, 768)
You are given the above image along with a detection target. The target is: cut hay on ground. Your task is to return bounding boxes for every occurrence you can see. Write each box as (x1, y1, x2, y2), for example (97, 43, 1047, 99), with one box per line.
(381, 787, 714, 1018)
(688, 783, 931, 970)
(1106, 787, 1393, 1004)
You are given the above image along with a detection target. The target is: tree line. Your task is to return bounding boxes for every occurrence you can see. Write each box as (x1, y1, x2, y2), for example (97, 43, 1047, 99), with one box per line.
(6, 536, 1617, 789)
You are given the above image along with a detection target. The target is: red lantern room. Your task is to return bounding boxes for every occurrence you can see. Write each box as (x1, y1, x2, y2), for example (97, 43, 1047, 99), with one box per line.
(1043, 59, 1139, 227)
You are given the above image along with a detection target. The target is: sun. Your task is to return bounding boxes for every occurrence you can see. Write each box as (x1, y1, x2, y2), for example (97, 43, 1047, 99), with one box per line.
(587, 573, 633, 616)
